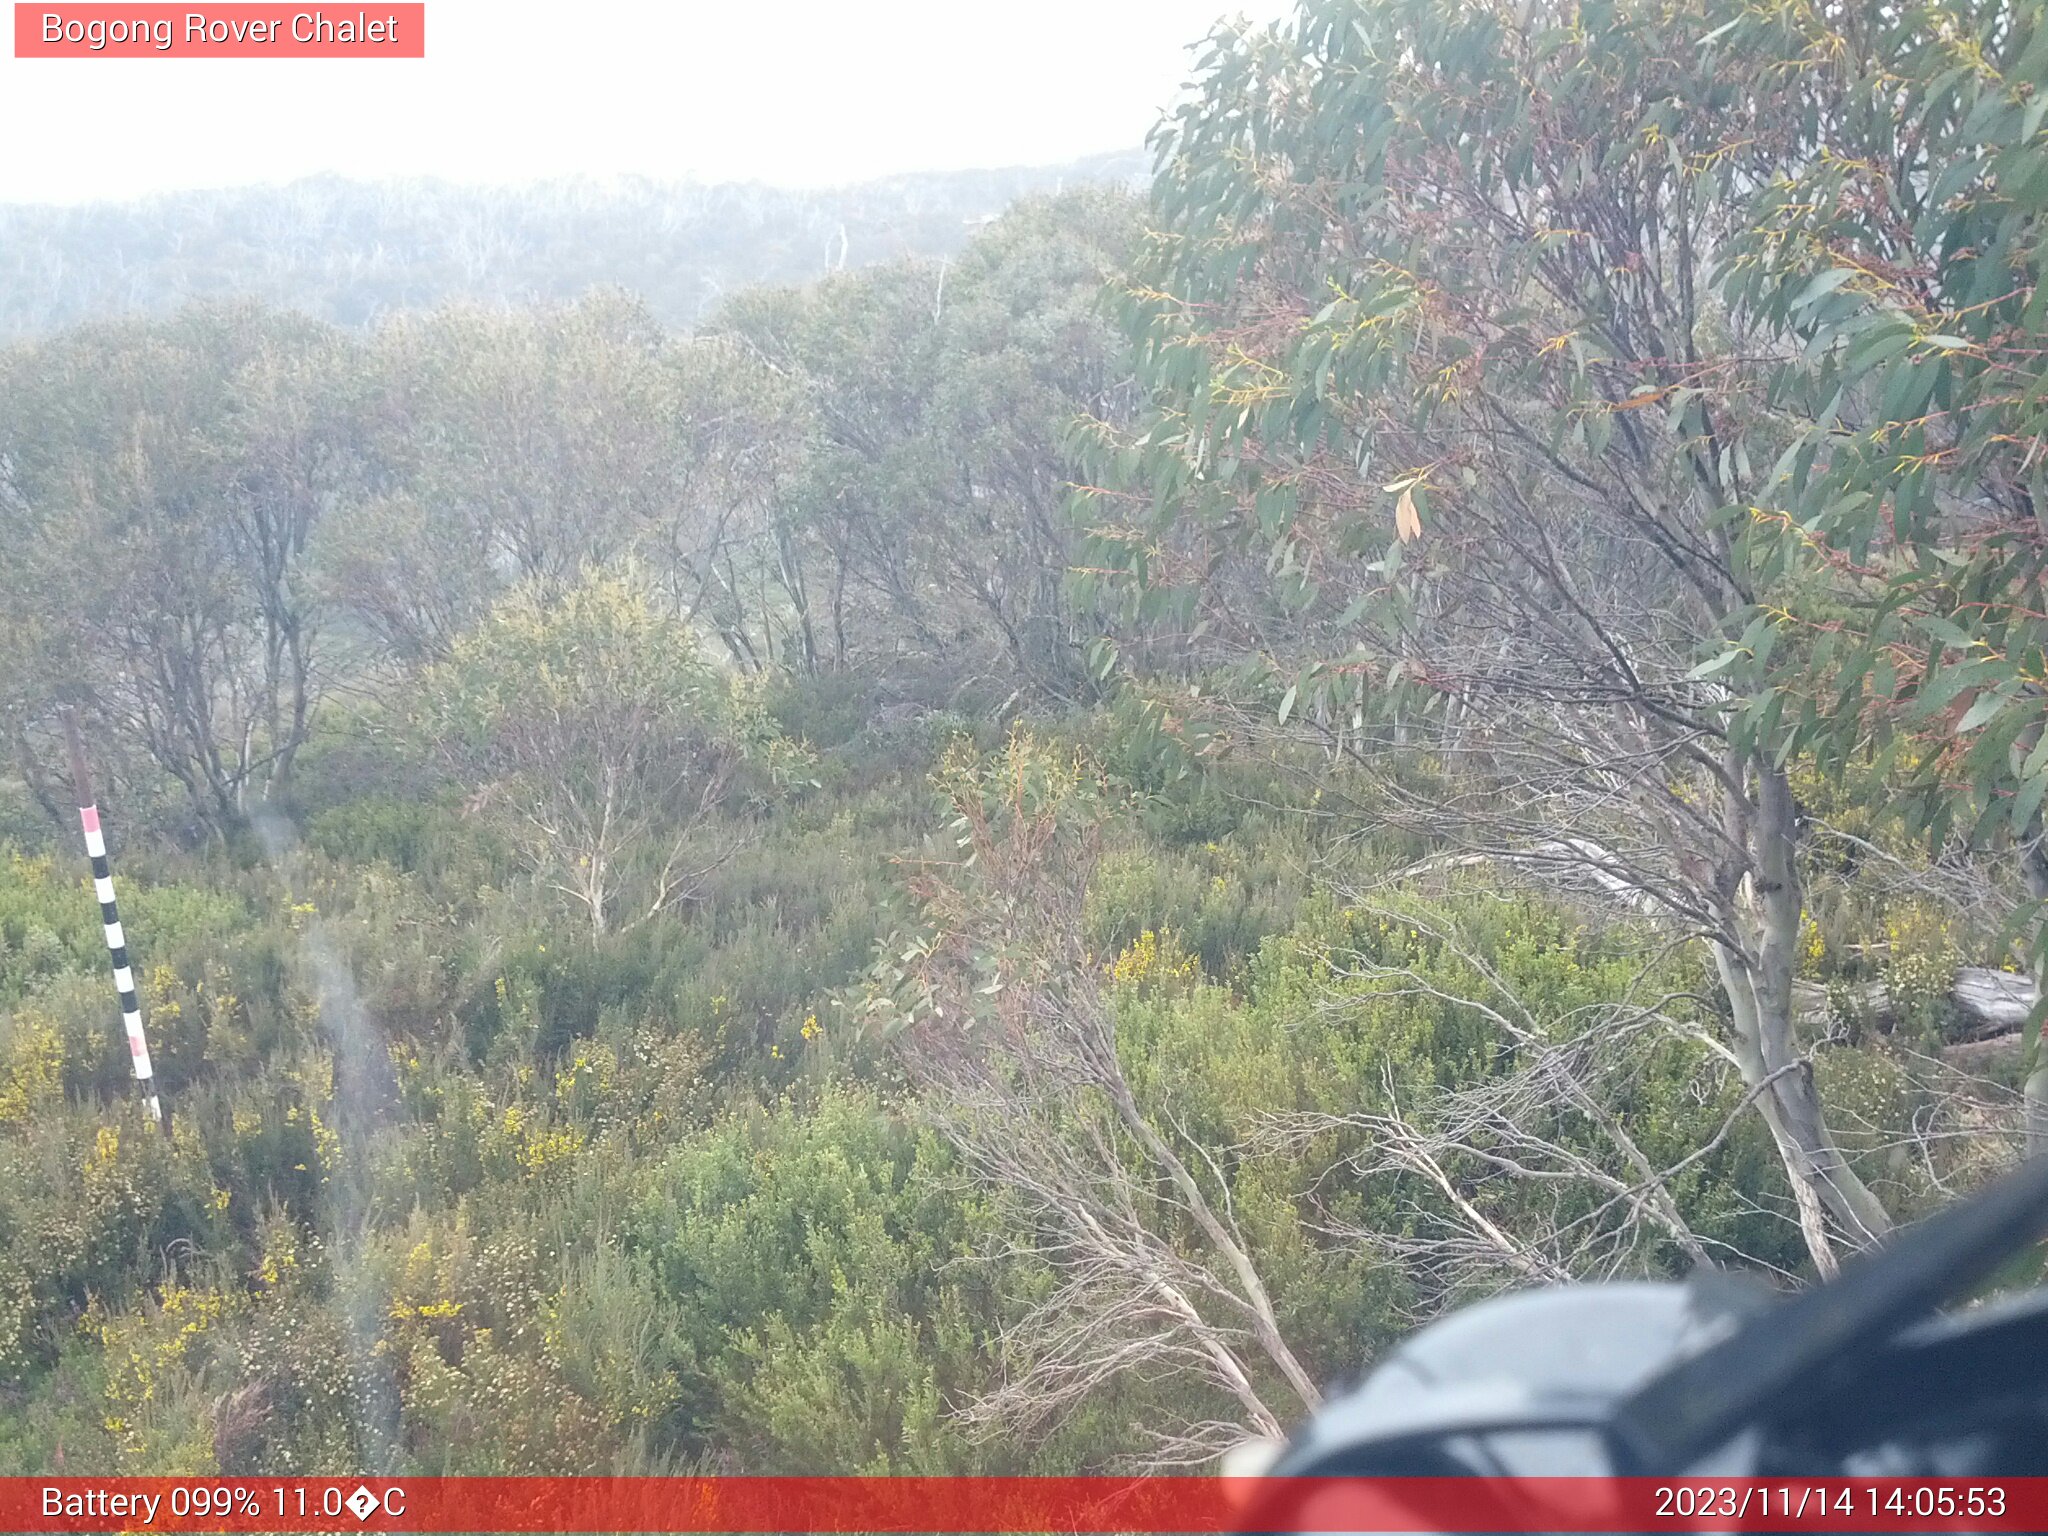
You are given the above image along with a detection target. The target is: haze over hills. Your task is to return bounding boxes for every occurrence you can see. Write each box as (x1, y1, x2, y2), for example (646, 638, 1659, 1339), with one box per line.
(0, 148, 1152, 339)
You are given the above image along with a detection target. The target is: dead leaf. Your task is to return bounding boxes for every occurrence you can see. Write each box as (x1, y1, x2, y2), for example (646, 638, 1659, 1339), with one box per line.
(1395, 486, 1422, 543)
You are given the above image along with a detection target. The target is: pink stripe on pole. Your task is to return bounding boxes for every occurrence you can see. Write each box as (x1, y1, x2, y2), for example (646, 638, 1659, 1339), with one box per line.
(80, 805, 100, 835)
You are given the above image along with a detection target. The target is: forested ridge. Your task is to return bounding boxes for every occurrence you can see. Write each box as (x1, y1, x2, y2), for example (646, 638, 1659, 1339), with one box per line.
(0, 152, 1148, 342)
(4, 0, 2048, 1477)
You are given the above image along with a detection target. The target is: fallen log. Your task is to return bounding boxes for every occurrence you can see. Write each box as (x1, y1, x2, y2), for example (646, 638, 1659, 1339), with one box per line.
(1941, 1033, 2025, 1071)
(1390, 846, 2040, 1046)
(1794, 965, 2037, 1043)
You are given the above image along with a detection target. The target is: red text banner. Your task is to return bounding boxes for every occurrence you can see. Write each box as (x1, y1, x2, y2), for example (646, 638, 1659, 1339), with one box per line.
(14, 5, 424, 57)
(3, 1476, 2046, 1533)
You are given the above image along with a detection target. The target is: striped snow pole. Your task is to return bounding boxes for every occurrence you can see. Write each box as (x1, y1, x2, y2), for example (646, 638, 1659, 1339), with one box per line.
(60, 709, 161, 1126)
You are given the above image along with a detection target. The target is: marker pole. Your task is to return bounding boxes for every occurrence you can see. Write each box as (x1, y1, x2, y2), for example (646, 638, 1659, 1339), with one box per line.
(59, 708, 162, 1127)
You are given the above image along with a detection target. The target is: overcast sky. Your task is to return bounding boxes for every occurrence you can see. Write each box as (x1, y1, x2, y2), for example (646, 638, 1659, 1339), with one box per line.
(0, 1, 1292, 205)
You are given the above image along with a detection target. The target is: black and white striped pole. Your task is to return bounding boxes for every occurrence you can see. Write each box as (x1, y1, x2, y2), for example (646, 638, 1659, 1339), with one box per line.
(60, 708, 162, 1128)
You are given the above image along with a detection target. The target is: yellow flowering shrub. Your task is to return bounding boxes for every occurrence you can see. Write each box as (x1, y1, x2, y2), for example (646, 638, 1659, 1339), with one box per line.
(1881, 898, 1964, 1040)
(0, 1007, 63, 1127)
(1107, 928, 1200, 992)
(87, 1284, 236, 1467)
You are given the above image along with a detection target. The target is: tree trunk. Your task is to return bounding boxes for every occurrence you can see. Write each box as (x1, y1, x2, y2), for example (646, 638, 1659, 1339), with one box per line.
(1715, 759, 1893, 1263)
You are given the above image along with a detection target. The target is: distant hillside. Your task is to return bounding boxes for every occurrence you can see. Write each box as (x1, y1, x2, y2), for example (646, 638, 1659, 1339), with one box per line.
(0, 149, 1151, 338)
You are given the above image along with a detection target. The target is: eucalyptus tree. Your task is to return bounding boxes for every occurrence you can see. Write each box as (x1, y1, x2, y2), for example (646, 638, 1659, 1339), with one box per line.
(1074, 0, 1912, 1268)
(648, 332, 829, 674)
(1711, 1, 2048, 1147)
(905, 191, 1144, 684)
(0, 304, 364, 835)
(713, 190, 1141, 688)
(716, 260, 948, 664)
(320, 291, 684, 665)
(415, 565, 763, 939)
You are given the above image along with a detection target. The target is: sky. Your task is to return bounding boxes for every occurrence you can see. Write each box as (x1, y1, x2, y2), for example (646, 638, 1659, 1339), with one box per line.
(0, 1, 1293, 205)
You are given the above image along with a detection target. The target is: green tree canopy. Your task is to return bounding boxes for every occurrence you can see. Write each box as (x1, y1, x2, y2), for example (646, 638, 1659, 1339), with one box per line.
(418, 566, 763, 937)
(1073, 0, 2048, 1263)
